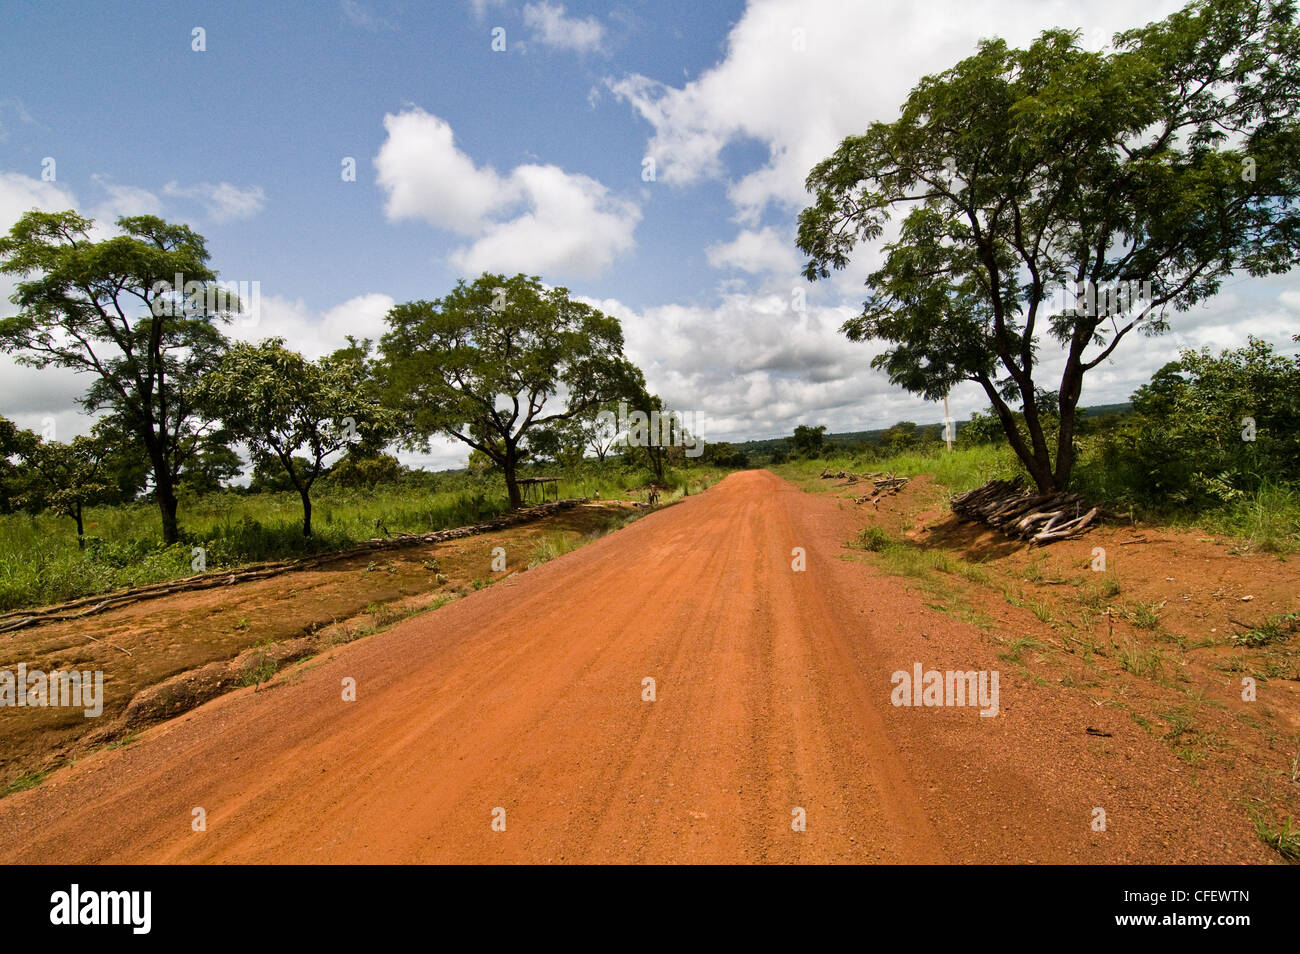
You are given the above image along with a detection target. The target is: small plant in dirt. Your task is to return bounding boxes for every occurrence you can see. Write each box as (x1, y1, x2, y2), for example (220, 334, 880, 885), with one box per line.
(2, 770, 49, 798)
(1117, 640, 1163, 678)
(1124, 601, 1165, 631)
(1232, 612, 1300, 648)
(999, 635, 1043, 664)
(529, 532, 581, 568)
(851, 526, 895, 552)
(234, 616, 250, 632)
(1253, 814, 1300, 861)
(239, 650, 278, 688)
(365, 602, 405, 626)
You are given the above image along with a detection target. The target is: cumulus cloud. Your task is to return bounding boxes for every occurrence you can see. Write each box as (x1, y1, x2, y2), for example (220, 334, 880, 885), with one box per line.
(706, 226, 800, 275)
(162, 180, 266, 223)
(571, 270, 1300, 448)
(229, 292, 396, 360)
(608, 0, 1187, 225)
(523, 1, 607, 54)
(374, 110, 516, 233)
(374, 107, 640, 278)
(593, 0, 1300, 437)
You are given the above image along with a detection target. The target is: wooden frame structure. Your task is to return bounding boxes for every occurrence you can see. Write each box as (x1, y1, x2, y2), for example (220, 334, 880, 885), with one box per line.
(518, 476, 561, 504)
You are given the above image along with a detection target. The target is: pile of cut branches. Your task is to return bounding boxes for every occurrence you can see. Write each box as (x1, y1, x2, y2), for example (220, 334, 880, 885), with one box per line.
(820, 469, 885, 483)
(950, 478, 1099, 545)
(854, 475, 910, 508)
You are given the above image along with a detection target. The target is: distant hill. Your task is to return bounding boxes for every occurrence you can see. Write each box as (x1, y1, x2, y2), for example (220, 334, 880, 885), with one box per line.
(729, 402, 1133, 456)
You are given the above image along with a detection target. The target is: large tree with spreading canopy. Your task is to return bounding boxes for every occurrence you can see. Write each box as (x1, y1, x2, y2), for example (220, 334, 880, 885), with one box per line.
(797, 0, 1300, 491)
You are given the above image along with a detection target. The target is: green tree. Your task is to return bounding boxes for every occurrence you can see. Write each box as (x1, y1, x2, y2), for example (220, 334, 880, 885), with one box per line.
(798, 0, 1300, 491)
(328, 452, 405, 489)
(0, 415, 27, 513)
(197, 338, 397, 536)
(791, 424, 828, 458)
(13, 425, 121, 548)
(177, 432, 243, 495)
(0, 211, 234, 541)
(1116, 336, 1300, 502)
(529, 418, 588, 469)
(378, 273, 642, 508)
(702, 441, 750, 469)
(578, 400, 622, 463)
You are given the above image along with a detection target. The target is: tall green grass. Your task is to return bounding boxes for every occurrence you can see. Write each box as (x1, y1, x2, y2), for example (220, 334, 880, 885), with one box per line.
(0, 484, 508, 611)
(0, 464, 730, 612)
(776, 440, 1299, 553)
(775, 443, 1023, 493)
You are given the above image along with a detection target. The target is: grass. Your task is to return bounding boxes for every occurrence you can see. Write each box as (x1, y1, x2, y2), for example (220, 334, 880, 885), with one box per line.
(776, 441, 1300, 554)
(1124, 600, 1164, 631)
(776, 443, 1021, 494)
(0, 464, 729, 612)
(1253, 814, 1300, 861)
(1232, 612, 1300, 648)
(852, 526, 895, 552)
(1000, 636, 1044, 664)
(529, 532, 583, 567)
(1117, 639, 1163, 678)
(237, 649, 279, 688)
(2, 770, 49, 798)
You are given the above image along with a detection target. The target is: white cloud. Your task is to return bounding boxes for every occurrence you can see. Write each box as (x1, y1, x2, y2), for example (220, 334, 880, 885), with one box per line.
(608, 0, 1187, 225)
(230, 292, 396, 360)
(523, 1, 607, 54)
(374, 107, 640, 278)
(0, 171, 77, 228)
(450, 164, 639, 277)
(341, 0, 396, 31)
(706, 226, 800, 275)
(374, 109, 516, 233)
(162, 180, 266, 223)
(89, 175, 162, 222)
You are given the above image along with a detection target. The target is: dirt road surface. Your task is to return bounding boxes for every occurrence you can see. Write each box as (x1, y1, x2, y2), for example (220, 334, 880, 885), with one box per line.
(0, 471, 1271, 863)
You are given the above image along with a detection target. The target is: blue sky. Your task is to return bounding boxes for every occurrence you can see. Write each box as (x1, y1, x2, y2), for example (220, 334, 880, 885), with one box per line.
(2, 0, 1298, 469)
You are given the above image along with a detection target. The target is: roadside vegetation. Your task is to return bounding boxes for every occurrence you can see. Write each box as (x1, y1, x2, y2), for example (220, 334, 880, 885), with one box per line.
(0, 458, 727, 612)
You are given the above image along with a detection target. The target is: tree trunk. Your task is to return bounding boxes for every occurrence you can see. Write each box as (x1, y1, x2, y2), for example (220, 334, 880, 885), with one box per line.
(977, 376, 1058, 492)
(1053, 349, 1087, 490)
(503, 447, 523, 509)
(74, 501, 85, 550)
(300, 487, 313, 537)
(157, 481, 180, 545)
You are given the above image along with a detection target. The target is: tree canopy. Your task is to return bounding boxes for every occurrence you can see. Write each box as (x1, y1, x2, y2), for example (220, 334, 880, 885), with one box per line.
(378, 273, 643, 508)
(0, 210, 234, 540)
(797, 0, 1300, 491)
(196, 337, 396, 536)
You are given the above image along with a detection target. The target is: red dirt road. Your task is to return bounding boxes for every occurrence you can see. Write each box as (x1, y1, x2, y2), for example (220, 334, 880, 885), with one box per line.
(0, 471, 1271, 863)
